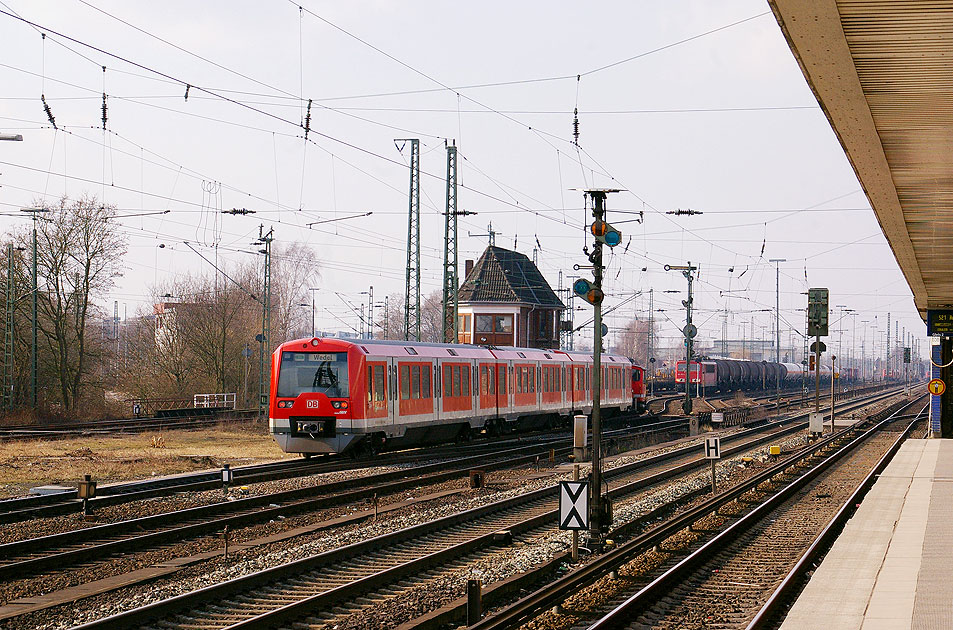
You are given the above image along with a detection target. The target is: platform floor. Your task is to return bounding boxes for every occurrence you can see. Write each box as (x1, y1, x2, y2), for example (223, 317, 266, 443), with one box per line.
(780, 439, 953, 630)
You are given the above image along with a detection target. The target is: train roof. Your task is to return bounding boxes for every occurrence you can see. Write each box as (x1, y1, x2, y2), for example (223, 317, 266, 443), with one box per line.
(276, 337, 631, 364)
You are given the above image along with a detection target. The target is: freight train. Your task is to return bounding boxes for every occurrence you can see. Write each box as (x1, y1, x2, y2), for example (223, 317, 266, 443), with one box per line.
(673, 359, 833, 395)
(269, 337, 645, 456)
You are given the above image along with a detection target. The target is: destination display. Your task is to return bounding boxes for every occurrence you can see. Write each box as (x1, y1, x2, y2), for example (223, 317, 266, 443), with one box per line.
(927, 310, 953, 336)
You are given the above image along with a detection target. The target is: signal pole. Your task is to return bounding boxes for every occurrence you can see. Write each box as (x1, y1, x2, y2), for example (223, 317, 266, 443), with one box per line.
(398, 139, 421, 341)
(573, 188, 621, 552)
(648, 288, 655, 396)
(665, 263, 698, 415)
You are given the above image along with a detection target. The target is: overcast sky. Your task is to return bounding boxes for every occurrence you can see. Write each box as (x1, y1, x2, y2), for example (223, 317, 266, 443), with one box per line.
(0, 0, 926, 361)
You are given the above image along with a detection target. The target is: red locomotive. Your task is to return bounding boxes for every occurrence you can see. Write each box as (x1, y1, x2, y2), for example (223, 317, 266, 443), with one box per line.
(269, 337, 641, 456)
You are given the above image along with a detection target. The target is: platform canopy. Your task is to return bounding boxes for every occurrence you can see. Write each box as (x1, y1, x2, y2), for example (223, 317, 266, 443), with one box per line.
(769, 1, 953, 320)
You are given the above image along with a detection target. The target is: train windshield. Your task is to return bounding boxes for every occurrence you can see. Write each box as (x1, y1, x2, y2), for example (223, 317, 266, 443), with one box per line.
(277, 351, 349, 398)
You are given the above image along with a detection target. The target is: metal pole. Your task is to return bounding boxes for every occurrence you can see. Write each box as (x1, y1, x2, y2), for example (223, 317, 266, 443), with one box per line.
(589, 192, 605, 550)
(770, 259, 785, 415)
(815, 334, 821, 421)
(400, 138, 421, 342)
(830, 355, 836, 431)
(18, 211, 49, 408)
(683, 268, 694, 414)
(257, 226, 273, 417)
(572, 463, 579, 562)
(32, 216, 37, 409)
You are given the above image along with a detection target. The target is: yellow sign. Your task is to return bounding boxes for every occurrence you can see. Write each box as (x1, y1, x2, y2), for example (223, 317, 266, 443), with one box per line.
(928, 379, 946, 396)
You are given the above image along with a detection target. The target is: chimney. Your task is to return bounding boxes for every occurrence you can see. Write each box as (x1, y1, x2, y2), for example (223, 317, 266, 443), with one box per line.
(465, 259, 474, 279)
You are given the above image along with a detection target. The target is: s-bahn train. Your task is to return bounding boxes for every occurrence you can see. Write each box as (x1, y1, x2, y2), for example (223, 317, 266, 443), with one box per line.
(674, 359, 833, 395)
(269, 337, 646, 456)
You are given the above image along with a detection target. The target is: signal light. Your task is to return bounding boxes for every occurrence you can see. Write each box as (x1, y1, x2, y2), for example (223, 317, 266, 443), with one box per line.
(590, 220, 622, 247)
(809, 355, 816, 371)
(573, 278, 604, 305)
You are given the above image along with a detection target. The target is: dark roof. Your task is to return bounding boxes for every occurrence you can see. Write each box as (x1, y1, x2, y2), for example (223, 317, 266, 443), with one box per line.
(458, 246, 564, 308)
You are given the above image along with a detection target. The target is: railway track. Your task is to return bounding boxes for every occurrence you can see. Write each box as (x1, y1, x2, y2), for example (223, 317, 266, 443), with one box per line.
(0, 410, 259, 439)
(0, 416, 685, 524)
(467, 394, 925, 630)
(0, 419, 690, 584)
(62, 388, 906, 629)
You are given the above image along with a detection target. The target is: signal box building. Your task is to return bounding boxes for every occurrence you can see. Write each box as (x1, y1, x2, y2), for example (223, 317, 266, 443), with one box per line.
(456, 245, 565, 349)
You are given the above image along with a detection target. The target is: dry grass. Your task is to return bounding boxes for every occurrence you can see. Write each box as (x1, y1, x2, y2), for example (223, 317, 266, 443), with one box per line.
(0, 420, 295, 497)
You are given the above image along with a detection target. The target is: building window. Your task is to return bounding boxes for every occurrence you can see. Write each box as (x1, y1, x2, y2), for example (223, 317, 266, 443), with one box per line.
(476, 315, 493, 333)
(458, 313, 472, 344)
(495, 315, 513, 333)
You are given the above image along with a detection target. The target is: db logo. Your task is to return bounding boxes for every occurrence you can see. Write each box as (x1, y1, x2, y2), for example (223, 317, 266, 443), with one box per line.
(306, 400, 320, 408)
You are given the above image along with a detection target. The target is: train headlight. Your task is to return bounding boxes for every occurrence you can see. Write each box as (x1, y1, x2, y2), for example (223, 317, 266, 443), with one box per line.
(311, 339, 319, 346)
(331, 400, 349, 410)
(277, 400, 292, 408)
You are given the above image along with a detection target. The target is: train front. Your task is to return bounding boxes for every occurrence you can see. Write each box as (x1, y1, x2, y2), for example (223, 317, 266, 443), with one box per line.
(269, 338, 360, 456)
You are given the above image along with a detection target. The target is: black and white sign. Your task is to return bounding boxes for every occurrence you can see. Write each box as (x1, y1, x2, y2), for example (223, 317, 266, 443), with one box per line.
(703, 436, 721, 460)
(558, 481, 589, 530)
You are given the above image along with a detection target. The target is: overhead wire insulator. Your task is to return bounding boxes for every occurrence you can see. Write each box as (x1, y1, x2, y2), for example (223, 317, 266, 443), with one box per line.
(303, 98, 313, 140)
(101, 66, 107, 129)
(184, 84, 190, 101)
(572, 107, 579, 146)
(40, 94, 57, 130)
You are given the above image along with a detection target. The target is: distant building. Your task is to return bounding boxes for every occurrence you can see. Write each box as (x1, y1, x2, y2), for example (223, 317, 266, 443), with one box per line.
(456, 245, 565, 349)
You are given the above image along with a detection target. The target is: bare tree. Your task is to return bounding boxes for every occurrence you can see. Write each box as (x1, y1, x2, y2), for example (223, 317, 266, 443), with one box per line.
(612, 317, 654, 364)
(28, 196, 126, 412)
(269, 242, 320, 344)
(421, 290, 444, 343)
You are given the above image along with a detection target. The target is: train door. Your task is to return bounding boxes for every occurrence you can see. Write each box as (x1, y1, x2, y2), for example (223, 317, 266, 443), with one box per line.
(364, 359, 389, 429)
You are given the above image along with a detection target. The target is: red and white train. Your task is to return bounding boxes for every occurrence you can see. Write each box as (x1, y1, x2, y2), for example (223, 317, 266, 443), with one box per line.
(269, 337, 646, 456)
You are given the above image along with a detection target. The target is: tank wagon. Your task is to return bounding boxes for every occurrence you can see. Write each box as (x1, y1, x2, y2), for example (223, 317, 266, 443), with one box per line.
(675, 359, 833, 395)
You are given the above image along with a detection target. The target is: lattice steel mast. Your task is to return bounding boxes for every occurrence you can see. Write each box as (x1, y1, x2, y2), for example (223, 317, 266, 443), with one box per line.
(400, 139, 421, 341)
(441, 142, 473, 343)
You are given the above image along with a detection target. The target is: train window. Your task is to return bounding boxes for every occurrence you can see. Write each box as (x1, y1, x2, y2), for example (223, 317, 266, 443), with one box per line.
(489, 367, 496, 395)
(462, 365, 470, 396)
(374, 366, 385, 402)
(367, 367, 373, 404)
(633, 369, 642, 383)
(452, 365, 461, 397)
(480, 366, 487, 395)
(400, 365, 410, 400)
(530, 367, 536, 393)
(443, 365, 452, 398)
(411, 365, 421, 399)
(277, 351, 349, 399)
(498, 366, 506, 395)
(422, 366, 431, 398)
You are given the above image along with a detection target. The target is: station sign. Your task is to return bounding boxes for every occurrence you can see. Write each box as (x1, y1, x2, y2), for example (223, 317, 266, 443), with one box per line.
(927, 310, 953, 336)
(928, 379, 946, 396)
(558, 481, 589, 530)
